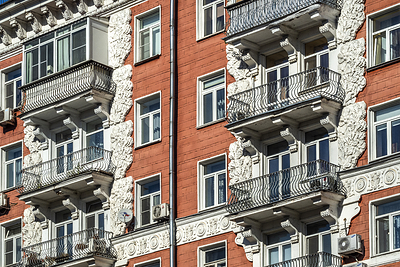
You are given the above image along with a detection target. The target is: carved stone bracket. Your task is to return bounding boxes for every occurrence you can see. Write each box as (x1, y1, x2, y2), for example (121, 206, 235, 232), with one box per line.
(280, 127, 299, 153)
(33, 207, 49, 229)
(242, 139, 259, 164)
(73, 0, 88, 14)
(321, 206, 339, 233)
(56, 0, 73, 20)
(319, 21, 337, 50)
(41, 6, 57, 27)
(93, 0, 104, 8)
(0, 25, 12, 46)
(25, 12, 42, 34)
(242, 49, 259, 77)
(10, 18, 27, 40)
(63, 117, 79, 139)
(94, 187, 110, 210)
(32, 127, 49, 150)
(280, 37, 298, 63)
(234, 229, 260, 262)
(281, 217, 301, 243)
(94, 105, 110, 129)
(320, 114, 337, 141)
(62, 199, 79, 219)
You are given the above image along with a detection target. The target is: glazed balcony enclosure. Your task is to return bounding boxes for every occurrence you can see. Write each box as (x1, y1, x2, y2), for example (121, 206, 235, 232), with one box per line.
(17, 228, 116, 267)
(18, 147, 115, 205)
(227, 160, 346, 224)
(265, 252, 342, 267)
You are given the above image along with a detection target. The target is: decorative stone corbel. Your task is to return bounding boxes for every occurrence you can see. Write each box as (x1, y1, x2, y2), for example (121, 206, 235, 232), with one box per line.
(242, 49, 259, 77)
(242, 139, 259, 164)
(281, 217, 301, 243)
(73, 0, 88, 14)
(63, 117, 79, 139)
(0, 25, 12, 46)
(93, 0, 104, 8)
(33, 207, 49, 229)
(280, 127, 299, 153)
(62, 198, 79, 219)
(338, 194, 361, 237)
(321, 204, 339, 233)
(94, 105, 110, 129)
(94, 187, 110, 209)
(319, 21, 337, 50)
(280, 37, 297, 63)
(41, 6, 57, 27)
(25, 12, 42, 34)
(56, 0, 73, 20)
(9, 18, 27, 40)
(234, 228, 260, 262)
(33, 127, 49, 150)
(270, 26, 299, 63)
(320, 114, 337, 141)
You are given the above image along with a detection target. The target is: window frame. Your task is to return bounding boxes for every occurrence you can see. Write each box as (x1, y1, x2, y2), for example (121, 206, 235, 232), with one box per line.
(1, 63, 22, 110)
(367, 4, 400, 68)
(264, 231, 291, 266)
(134, 258, 161, 267)
(305, 220, 332, 256)
(198, 153, 227, 211)
(2, 141, 23, 190)
(85, 200, 105, 231)
(196, 0, 225, 40)
(134, 6, 161, 64)
(134, 174, 161, 228)
(198, 241, 227, 267)
(1, 218, 22, 267)
(197, 68, 226, 127)
(134, 91, 162, 148)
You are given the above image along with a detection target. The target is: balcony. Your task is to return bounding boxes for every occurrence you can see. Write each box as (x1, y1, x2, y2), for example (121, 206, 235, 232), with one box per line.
(18, 147, 115, 203)
(17, 228, 116, 267)
(226, 160, 345, 214)
(225, 0, 342, 37)
(20, 60, 115, 121)
(266, 252, 342, 267)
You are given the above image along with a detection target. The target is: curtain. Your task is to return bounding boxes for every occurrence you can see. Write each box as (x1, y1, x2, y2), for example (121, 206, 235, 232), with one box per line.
(58, 37, 70, 71)
(153, 113, 160, 140)
(391, 28, 400, 60)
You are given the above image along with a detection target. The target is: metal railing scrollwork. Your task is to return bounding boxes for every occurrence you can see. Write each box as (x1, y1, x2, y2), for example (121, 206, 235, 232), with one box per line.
(265, 252, 342, 267)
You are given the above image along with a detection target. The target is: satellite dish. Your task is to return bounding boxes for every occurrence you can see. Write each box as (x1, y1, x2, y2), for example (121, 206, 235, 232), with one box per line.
(117, 209, 133, 224)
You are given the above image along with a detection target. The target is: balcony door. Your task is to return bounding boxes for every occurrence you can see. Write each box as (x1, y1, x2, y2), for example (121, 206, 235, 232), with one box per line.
(55, 210, 73, 260)
(306, 221, 332, 267)
(267, 141, 290, 202)
(55, 130, 73, 175)
(265, 231, 291, 266)
(304, 38, 329, 89)
(266, 53, 289, 109)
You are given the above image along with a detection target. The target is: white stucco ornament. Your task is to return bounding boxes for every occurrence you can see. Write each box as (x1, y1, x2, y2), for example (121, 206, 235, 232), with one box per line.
(228, 135, 252, 185)
(110, 65, 133, 125)
(226, 44, 252, 97)
(23, 125, 43, 170)
(110, 176, 134, 236)
(111, 121, 134, 179)
(337, 0, 365, 44)
(109, 9, 132, 69)
(22, 206, 42, 247)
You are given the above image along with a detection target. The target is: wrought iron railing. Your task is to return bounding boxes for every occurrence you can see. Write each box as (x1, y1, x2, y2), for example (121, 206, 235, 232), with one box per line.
(266, 252, 342, 267)
(18, 147, 115, 195)
(17, 228, 116, 267)
(20, 60, 116, 113)
(226, 160, 345, 214)
(225, 0, 342, 36)
(227, 67, 343, 123)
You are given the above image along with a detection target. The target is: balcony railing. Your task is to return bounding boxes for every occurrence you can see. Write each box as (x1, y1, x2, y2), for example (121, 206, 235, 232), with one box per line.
(225, 0, 342, 36)
(20, 60, 116, 113)
(227, 67, 343, 123)
(266, 252, 342, 267)
(226, 160, 345, 214)
(17, 228, 116, 267)
(18, 147, 115, 195)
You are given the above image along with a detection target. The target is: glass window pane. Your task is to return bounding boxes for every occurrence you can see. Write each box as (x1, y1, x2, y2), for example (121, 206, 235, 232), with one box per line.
(141, 210, 150, 225)
(6, 69, 21, 82)
(87, 215, 95, 229)
(216, 2, 224, 32)
(217, 173, 226, 204)
(140, 12, 159, 29)
(7, 163, 14, 188)
(216, 88, 225, 120)
(375, 104, 400, 122)
(392, 119, 400, 153)
(58, 36, 70, 71)
(153, 113, 161, 140)
(98, 213, 104, 231)
(6, 146, 21, 161)
(140, 30, 150, 60)
(204, 7, 213, 36)
(141, 117, 150, 144)
(205, 177, 214, 207)
(72, 29, 86, 65)
(374, 33, 387, 65)
(374, 9, 400, 32)
(319, 139, 329, 162)
(141, 180, 160, 195)
(15, 159, 22, 186)
(140, 98, 160, 115)
(283, 244, 291, 262)
(153, 194, 161, 206)
(322, 233, 331, 253)
(390, 28, 400, 60)
(152, 26, 161, 56)
(376, 124, 388, 157)
(203, 92, 213, 124)
(204, 75, 224, 90)
(205, 160, 225, 174)
(307, 144, 316, 162)
(205, 247, 225, 263)
(377, 217, 390, 253)
(16, 237, 21, 262)
(377, 199, 400, 215)
(307, 235, 318, 254)
(268, 247, 279, 265)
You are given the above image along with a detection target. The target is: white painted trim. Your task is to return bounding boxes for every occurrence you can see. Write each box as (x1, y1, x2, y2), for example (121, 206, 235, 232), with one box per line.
(0, 217, 22, 267)
(0, 141, 23, 191)
(134, 257, 161, 267)
(197, 240, 227, 267)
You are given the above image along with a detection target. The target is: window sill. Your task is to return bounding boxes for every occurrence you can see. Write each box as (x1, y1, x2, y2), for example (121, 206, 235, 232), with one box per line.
(134, 139, 161, 150)
(134, 54, 161, 67)
(367, 57, 400, 72)
(196, 118, 226, 129)
(196, 30, 225, 42)
(198, 203, 226, 213)
(368, 151, 400, 165)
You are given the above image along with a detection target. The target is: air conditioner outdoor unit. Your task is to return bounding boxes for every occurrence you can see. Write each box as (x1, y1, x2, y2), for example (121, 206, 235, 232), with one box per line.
(338, 234, 362, 255)
(0, 193, 8, 208)
(345, 263, 367, 267)
(0, 108, 14, 126)
(152, 203, 169, 221)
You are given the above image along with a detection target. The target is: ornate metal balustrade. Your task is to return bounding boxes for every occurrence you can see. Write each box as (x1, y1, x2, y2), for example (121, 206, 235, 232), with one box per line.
(266, 252, 342, 267)
(226, 160, 345, 214)
(18, 147, 115, 195)
(17, 228, 116, 267)
(225, 0, 342, 36)
(227, 67, 343, 123)
(20, 60, 116, 113)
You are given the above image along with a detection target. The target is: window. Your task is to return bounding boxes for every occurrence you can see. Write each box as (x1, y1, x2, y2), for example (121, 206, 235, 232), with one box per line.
(373, 198, 400, 254)
(267, 141, 290, 202)
(136, 176, 161, 227)
(135, 259, 160, 267)
(86, 200, 104, 231)
(55, 210, 73, 257)
(135, 93, 161, 147)
(4, 144, 22, 189)
(55, 130, 73, 174)
(305, 38, 329, 88)
(3, 68, 22, 109)
(199, 156, 226, 210)
(264, 231, 291, 265)
(266, 53, 289, 108)
(3, 220, 21, 266)
(306, 221, 331, 255)
(370, 7, 400, 66)
(372, 104, 400, 159)
(197, 0, 224, 39)
(136, 8, 161, 62)
(25, 19, 87, 83)
(198, 70, 225, 126)
(199, 243, 226, 267)
(86, 119, 104, 160)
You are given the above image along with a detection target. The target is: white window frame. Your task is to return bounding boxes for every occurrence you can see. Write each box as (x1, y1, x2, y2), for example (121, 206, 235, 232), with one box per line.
(2, 141, 23, 190)
(134, 258, 161, 267)
(85, 200, 105, 230)
(134, 91, 161, 148)
(197, 68, 226, 127)
(198, 241, 227, 267)
(304, 129, 330, 163)
(367, 4, 400, 67)
(1, 218, 22, 267)
(198, 154, 227, 211)
(305, 221, 331, 255)
(264, 231, 291, 266)
(134, 174, 161, 228)
(134, 6, 161, 63)
(1, 63, 22, 110)
(196, 0, 225, 40)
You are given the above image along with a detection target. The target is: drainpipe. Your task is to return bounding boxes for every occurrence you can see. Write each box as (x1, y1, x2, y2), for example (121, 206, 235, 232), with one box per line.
(169, 0, 177, 264)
